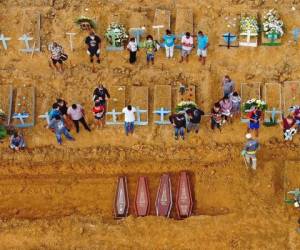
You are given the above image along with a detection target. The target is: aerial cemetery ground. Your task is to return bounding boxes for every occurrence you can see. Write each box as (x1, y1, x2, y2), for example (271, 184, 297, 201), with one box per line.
(0, 0, 300, 249)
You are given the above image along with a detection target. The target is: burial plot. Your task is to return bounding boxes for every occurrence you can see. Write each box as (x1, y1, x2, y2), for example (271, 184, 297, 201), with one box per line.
(128, 12, 148, 46)
(19, 11, 41, 53)
(263, 83, 282, 122)
(177, 85, 195, 103)
(130, 86, 148, 125)
(283, 81, 300, 112)
(106, 86, 126, 125)
(153, 85, 172, 125)
(240, 82, 261, 122)
(12, 86, 35, 128)
(219, 12, 239, 48)
(153, 9, 171, 41)
(175, 8, 193, 36)
(0, 85, 13, 125)
(239, 11, 258, 47)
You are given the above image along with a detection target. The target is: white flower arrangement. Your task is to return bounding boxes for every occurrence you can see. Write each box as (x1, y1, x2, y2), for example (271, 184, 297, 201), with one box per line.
(243, 99, 267, 112)
(105, 23, 129, 47)
(263, 9, 284, 37)
(240, 16, 259, 33)
(175, 101, 197, 113)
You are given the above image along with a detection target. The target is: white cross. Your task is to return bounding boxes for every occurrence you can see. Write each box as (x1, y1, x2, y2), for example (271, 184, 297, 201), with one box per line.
(66, 32, 76, 51)
(0, 34, 11, 50)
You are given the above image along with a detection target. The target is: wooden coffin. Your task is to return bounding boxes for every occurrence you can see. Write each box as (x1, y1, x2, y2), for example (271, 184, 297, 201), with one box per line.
(134, 176, 150, 216)
(114, 176, 129, 219)
(155, 174, 172, 217)
(176, 171, 193, 219)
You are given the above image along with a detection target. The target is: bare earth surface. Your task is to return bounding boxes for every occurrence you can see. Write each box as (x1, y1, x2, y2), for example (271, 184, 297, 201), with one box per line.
(0, 0, 300, 249)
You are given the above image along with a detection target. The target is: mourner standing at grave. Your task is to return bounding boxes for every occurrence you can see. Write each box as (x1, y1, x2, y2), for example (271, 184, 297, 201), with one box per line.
(169, 113, 186, 140)
(85, 30, 101, 64)
(180, 32, 193, 63)
(230, 91, 241, 119)
(163, 29, 176, 59)
(219, 95, 233, 123)
(211, 102, 222, 131)
(197, 31, 209, 65)
(122, 105, 136, 136)
(127, 37, 138, 64)
(247, 106, 263, 137)
(92, 101, 105, 129)
(292, 107, 300, 130)
(186, 107, 204, 134)
(9, 132, 26, 151)
(93, 84, 110, 106)
(48, 115, 75, 145)
(241, 133, 259, 170)
(145, 35, 156, 65)
(222, 75, 235, 97)
(56, 99, 73, 130)
(281, 115, 297, 141)
(67, 104, 91, 133)
(48, 42, 65, 73)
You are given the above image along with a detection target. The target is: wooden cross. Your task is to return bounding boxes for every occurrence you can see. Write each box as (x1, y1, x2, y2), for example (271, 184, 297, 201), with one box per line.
(66, 32, 76, 51)
(221, 32, 238, 49)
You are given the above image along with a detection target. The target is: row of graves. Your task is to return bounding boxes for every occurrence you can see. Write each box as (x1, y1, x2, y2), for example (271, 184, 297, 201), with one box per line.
(240, 81, 300, 125)
(1, 8, 299, 54)
(105, 84, 195, 126)
(114, 172, 193, 219)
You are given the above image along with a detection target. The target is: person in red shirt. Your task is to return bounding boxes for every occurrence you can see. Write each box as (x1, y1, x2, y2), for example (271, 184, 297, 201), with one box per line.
(247, 107, 263, 137)
(281, 115, 297, 141)
(92, 101, 105, 129)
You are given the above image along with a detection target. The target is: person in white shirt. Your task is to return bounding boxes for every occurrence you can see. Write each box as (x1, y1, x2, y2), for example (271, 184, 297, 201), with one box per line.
(67, 104, 91, 133)
(127, 37, 138, 64)
(122, 105, 136, 136)
(180, 32, 193, 63)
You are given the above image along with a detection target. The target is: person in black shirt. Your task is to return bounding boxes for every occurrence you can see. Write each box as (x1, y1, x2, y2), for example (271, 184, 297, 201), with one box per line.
(169, 113, 186, 140)
(85, 30, 101, 63)
(186, 107, 204, 133)
(56, 98, 73, 130)
(93, 84, 110, 106)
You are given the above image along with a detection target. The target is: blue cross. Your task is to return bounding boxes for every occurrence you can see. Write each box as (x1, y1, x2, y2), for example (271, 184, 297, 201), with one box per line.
(106, 109, 123, 125)
(38, 112, 50, 124)
(0, 34, 11, 50)
(292, 28, 300, 43)
(153, 107, 171, 125)
(12, 112, 34, 128)
(135, 107, 148, 125)
(129, 28, 145, 46)
(18, 34, 40, 53)
(264, 108, 282, 123)
(222, 32, 237, 48)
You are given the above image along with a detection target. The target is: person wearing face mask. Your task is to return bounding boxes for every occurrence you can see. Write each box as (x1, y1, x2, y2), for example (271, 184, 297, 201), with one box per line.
(85, 30, 101, 64)
(145, 35, 156, 65)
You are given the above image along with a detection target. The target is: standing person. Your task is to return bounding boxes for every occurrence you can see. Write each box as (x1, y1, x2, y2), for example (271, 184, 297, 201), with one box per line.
(247, 106, 263, 137)
(92, 101, 105, 129)
(230, 91, 241, 119)
(292, 107, 300, 130)
(122, 105, 136, 136)
(163, 29, 176, 59)
(48, 115, 74, 145)
(56, 98, 73, 130)
(197, 31, 209, 65)
(67, 104, 91, 133)
(49, 103, 62, 122)
(9, 132, 26, 151)
(241, 133, 259, 170)
(169, 113, 186, 140)
(281, 115, 297, 141)
(211, 102, 222, 131)
(127, 37, 138, 64)
(145, 35, 156, 65)
(85, 30, 101, 64)
(222, 75, 235, 97)
(48, 42, 65, 73)
(186, 107, 204, 134)
(180, 32, 193, 63)
(93, 84, 110, 105)
(219, 95, 233, 123)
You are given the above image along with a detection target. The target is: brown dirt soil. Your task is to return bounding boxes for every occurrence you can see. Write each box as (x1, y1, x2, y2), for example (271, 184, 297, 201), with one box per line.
(0, 0, 300, 249)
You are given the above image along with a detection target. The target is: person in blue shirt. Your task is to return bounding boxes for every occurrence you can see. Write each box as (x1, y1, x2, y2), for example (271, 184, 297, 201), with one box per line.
(163, 30, 176, 59)
(197, 31, 209, 65)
